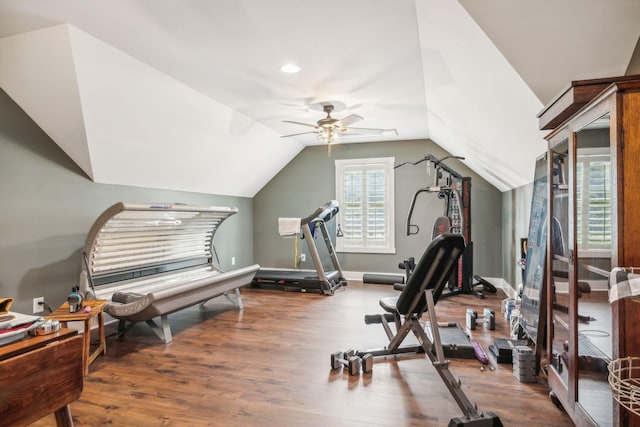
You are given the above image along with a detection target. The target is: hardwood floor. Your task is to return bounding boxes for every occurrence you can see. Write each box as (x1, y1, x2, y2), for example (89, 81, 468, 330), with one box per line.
(30, 282, 574, 426)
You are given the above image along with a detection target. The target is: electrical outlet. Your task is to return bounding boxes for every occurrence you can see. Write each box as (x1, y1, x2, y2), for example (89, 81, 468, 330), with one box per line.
(299, 254, 306, 262)
(231, 256, 236, 265)
(33, 297, 44, 314)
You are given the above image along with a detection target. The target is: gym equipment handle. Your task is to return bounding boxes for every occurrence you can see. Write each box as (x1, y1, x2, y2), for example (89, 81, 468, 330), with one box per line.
(406, 188, 430, 235)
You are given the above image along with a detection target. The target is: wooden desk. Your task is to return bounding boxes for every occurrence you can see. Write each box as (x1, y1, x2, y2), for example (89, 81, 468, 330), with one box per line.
(0, 328, 83, 427)
(47, 299, 108, 375)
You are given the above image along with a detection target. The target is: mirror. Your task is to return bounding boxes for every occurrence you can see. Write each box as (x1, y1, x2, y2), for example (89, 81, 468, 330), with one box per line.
(520, 155, 548, 349)
(575, 113, 612, 425)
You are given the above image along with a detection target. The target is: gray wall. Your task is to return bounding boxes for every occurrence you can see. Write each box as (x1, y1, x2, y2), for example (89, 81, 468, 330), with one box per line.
(501, 182, 533, 291)
(253, 139, 503, 279)
(0, 89, 253, 314)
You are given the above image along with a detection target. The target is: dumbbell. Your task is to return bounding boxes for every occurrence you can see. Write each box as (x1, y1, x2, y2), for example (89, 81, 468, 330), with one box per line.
(466, 308, 496, 330)
(330, 349, 373, 375)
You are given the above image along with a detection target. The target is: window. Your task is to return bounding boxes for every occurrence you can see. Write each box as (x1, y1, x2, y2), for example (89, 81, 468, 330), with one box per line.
(576, 149, 611, 254)
(335, 157, 395, 253)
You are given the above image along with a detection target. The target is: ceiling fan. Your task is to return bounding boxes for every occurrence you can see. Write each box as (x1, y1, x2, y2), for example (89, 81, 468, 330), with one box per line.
(281, 104, 397, 153)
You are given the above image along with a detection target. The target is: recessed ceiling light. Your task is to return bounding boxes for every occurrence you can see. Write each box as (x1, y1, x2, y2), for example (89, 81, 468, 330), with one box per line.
(281, 63, 301, 74)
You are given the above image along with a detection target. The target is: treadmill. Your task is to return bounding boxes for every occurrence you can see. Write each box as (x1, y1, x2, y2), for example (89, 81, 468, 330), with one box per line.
(252, 200, 348, 295)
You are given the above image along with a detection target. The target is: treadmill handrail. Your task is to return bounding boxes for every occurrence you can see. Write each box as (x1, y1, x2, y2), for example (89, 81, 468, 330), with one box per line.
(301, 200, 339, 225)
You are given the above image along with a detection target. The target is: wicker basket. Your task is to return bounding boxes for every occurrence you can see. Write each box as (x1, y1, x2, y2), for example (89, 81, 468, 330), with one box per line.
(609, 357, 640, 416)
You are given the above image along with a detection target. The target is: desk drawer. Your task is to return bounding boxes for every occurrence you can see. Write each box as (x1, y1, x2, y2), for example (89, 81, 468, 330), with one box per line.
(0, 335, 83, 427)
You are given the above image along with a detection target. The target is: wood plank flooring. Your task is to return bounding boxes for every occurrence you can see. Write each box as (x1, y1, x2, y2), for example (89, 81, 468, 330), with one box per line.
(29, 282, 574, 426)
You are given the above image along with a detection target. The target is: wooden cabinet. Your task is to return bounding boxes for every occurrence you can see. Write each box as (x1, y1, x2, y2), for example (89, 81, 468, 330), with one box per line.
(0, 328, 83, 427)
(540, 76, 640, 426)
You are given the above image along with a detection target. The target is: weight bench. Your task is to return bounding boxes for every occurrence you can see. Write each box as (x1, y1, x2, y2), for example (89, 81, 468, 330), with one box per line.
(356, 234, 502, 426)
(79, 202, 260, 343)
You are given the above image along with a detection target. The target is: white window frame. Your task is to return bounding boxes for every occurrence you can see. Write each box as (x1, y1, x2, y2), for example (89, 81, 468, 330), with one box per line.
(335, 157, 395, 254)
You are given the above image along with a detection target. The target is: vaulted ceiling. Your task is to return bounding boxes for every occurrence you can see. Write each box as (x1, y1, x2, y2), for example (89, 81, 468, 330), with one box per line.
(1, 0, 639, 196)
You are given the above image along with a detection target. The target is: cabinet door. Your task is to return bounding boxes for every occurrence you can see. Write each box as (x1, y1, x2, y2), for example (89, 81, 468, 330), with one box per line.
(549, 138, 571, 388)
(574, 112, 613, 426)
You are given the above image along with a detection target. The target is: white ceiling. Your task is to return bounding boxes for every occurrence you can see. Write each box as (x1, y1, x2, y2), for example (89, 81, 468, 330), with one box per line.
(0, 0, 639, 196)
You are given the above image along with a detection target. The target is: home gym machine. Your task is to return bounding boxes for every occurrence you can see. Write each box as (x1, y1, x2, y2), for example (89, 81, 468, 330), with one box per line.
(395, 154, 495, 299)
(251, 200, 347, 295)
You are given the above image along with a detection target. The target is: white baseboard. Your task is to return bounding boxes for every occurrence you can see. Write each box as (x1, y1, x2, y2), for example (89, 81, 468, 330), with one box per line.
(488, 277, 517, 299)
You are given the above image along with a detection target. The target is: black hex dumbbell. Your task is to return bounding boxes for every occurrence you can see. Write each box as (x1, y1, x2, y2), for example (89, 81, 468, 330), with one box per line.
(466, 308, 496, 330)
(330, 349, 373, 375)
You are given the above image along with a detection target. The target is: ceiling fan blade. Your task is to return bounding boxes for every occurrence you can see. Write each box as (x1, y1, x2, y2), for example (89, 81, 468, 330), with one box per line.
(339, 114, 364, 127)
(283, 120, 318, 129)
(342, 127, 384, 135)
(344, 127, 398, 136)
(281, 131, 318, 138)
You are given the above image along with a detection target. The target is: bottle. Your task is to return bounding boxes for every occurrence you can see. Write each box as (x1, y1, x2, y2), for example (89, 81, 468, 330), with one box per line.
(68, 286, 83, 313)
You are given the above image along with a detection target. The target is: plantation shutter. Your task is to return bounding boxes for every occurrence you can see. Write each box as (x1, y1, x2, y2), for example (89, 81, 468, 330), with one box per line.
(335, 158, 395, 254)
(576, 154, 611, 251)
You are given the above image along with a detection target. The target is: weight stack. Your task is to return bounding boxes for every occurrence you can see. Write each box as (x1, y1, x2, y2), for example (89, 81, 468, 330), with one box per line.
(512, 345, 536, 383)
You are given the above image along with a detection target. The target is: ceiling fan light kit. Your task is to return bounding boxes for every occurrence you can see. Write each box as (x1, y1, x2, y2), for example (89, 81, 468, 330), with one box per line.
(317, 127, 339, 144)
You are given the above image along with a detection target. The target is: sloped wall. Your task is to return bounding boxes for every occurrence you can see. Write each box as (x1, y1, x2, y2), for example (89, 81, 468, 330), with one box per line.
(0, 24, 298, 198)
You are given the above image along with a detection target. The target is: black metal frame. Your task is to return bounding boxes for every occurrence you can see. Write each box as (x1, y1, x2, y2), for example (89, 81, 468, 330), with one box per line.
(354, 234, 502, 426)
(396, 155, 485, 299)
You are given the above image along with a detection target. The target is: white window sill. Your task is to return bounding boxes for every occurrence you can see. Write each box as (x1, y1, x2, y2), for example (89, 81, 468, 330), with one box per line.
(337, 246, 396, 254)
(578, 250, 611, 258)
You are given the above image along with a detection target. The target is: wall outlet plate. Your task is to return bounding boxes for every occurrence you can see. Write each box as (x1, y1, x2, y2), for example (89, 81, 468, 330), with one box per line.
(33, 297, 44, 314)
